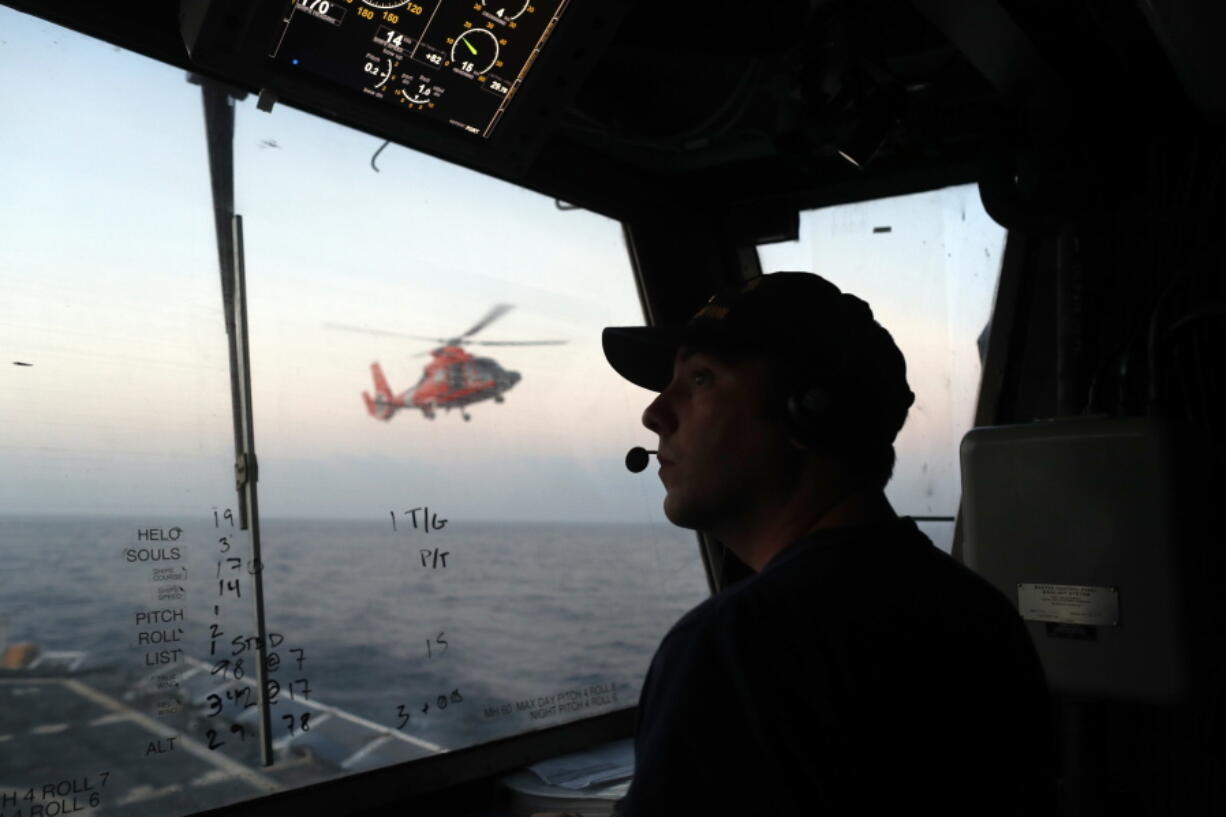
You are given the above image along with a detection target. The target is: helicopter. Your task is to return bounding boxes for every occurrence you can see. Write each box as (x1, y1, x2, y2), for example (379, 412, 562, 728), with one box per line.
(327, 304, 565, 422)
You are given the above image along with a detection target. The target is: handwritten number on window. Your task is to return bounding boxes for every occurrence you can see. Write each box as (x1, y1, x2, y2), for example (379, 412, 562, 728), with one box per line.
(289, 678, 311, 701)
(283, 713, 311, 735)
(426, 631, 448, 658)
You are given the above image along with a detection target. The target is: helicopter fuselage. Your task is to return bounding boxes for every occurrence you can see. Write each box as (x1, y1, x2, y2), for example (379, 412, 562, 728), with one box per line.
(408, 346, 521, 418)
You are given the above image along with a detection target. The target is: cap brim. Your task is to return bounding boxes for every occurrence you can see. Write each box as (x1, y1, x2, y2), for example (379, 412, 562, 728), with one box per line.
(602, 326, 689, 392)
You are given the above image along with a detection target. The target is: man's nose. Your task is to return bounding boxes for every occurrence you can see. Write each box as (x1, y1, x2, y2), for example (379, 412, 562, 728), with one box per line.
(642, 391, 676, 435)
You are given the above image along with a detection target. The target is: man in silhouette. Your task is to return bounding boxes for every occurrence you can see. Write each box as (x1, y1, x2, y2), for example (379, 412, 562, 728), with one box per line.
(601, 271, 1055, 815)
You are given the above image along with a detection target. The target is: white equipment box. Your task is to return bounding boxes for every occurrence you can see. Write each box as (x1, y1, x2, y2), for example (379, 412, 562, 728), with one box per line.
(961, 417, 1198, 703)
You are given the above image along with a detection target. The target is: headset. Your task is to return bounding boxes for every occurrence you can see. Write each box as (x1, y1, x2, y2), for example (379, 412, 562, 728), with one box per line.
(786, 382, 834, 445)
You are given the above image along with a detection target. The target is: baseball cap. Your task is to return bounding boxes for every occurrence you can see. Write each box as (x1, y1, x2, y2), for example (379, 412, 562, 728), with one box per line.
(602, 271, 916, 441)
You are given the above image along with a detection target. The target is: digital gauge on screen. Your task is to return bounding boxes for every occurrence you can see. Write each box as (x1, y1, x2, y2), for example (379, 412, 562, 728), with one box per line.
(269, 0, 569, 138)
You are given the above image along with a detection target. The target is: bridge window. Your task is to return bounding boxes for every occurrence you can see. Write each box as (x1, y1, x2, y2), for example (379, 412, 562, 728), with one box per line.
(0, 7, 707, 815)
(757, 185, 1006, 552)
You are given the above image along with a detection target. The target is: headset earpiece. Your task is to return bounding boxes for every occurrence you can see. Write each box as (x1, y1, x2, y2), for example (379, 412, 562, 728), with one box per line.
(786, 384, 831, 440)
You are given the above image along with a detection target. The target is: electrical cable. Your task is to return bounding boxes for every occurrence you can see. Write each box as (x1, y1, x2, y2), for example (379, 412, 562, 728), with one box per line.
(1142, 133, 1221, 414)
(1145, 270, 1186, 413)
(370, 139, 389, 172)
(1165, 302, 1226, 338)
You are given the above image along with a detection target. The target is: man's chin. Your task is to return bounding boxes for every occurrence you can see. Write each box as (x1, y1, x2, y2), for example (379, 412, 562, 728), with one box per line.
(662, 495, 707, 531)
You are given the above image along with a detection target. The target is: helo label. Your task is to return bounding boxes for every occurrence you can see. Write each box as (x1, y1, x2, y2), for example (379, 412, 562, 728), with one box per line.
(1016, 583, 1120, 627)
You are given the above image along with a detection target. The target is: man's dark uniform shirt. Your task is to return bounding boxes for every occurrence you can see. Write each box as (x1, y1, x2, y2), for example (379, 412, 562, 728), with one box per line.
(620, 517, 1055, 816)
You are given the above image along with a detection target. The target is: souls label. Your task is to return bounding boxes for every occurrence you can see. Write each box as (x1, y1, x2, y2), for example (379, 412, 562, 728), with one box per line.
(126, 547, 181, 562)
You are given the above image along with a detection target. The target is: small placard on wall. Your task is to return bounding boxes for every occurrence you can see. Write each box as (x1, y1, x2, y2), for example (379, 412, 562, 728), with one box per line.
(1017, 583, 1120, 627)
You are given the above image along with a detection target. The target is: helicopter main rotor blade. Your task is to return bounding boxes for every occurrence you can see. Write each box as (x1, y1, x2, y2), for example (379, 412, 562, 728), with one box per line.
(460, 339, 568, 346)
(456, 303, 513, 340)
(324, 322, 443, 343)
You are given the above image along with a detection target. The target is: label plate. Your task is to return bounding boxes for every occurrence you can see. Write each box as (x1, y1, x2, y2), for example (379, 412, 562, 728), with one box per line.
(1016, 583, 1119, 626)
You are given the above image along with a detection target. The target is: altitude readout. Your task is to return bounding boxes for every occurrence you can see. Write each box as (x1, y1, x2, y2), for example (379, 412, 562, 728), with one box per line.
(271, 0, 569, 138)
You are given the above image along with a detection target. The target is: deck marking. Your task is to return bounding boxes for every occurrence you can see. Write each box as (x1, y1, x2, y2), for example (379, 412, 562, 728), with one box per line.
(182, 656, 448, 754)
(62, 679, 281, 793)
(117, 783, 183, 805)
(0, 678, 60, 684)
(90, 712, 131, 726)
(30, 723, 69, 734)
(190, 769, 232, 787)
(177, 665, 206, 682)
(340, 734, 394, 769)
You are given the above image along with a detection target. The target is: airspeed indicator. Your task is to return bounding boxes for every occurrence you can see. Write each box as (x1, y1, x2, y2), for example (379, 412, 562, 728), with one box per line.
(450, 28, 500, 76)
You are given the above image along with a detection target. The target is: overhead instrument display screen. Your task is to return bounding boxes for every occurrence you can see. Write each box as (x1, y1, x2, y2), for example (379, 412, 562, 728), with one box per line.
(270, 0, 569, 138)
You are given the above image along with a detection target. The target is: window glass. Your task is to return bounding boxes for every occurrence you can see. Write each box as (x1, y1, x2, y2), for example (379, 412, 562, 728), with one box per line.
(0, 10, 274, 816)
(0, 6, 708, 814)
(234, 97, 706, 778)
(757, 186, 1005, 552)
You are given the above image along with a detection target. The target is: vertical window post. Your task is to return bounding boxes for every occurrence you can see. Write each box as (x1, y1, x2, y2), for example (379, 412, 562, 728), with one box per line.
(230, 213, 275, 767)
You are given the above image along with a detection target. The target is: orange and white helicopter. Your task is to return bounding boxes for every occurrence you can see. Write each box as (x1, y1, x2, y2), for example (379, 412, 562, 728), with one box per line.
(327, 304, 565, 422)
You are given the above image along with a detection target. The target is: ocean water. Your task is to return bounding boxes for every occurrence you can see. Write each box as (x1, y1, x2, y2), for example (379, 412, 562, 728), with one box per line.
(0, 514, 708, 784)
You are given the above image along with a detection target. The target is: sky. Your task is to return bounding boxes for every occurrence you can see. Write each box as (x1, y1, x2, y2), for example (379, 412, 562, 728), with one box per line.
(0, 7, 1004, 526)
